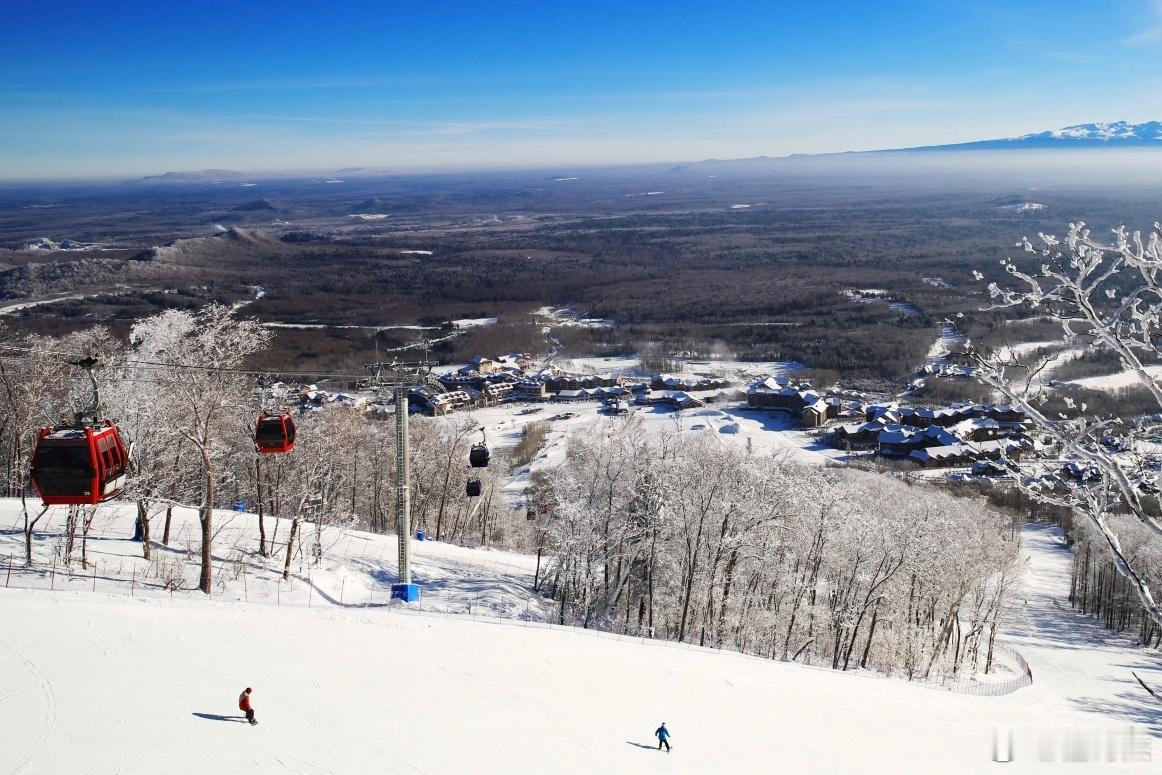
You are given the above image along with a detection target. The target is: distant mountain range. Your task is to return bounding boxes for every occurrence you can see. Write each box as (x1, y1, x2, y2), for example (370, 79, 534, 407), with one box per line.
(124, 121, 1162, 185)
(880, 121, 1162, 153)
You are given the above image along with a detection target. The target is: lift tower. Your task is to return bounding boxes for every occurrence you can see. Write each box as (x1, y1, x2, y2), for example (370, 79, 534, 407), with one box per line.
(363, 358, 438, 602)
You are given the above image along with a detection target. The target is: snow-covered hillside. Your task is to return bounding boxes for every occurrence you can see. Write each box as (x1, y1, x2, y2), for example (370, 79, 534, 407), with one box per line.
(1, 513, 1158, 773)
(883, 120, 1162, 153)
(1017, 121, 1162, 143)
(0, 500, 544, 619)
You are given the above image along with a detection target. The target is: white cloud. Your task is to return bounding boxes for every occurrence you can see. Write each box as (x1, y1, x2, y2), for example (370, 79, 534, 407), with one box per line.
(1124, 0, 1162, 45)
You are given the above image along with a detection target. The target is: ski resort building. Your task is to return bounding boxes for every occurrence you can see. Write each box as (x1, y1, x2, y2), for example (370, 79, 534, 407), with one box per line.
(650, 373, 735, 391)
(514, 379, 550, 400)
(410, 388, 473, 416)
(543, 373, 624, 392)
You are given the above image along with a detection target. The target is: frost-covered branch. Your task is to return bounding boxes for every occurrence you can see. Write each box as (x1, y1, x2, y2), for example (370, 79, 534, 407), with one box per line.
(967, 221, 1162, 628)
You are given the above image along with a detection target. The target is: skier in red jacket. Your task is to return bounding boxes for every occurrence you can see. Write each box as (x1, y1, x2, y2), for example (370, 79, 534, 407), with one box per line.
(239, 687, 256, 726)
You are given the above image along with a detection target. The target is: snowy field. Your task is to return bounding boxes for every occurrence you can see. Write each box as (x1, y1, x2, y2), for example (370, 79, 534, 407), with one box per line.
(441, 400, 849, 507)
(0, 500, 544, 619)
(1069, 365, 1162, 392)
(1, 520, 1158, 773)
(553, 354, 803, 381)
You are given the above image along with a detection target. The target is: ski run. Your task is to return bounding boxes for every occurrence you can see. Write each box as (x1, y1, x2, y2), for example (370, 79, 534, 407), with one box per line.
(0, 501, 1158, 774)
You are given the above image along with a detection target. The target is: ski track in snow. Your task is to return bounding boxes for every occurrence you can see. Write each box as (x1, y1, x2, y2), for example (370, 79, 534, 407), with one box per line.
(0, 637, 57, 775)
(0, 515, 1159, 772)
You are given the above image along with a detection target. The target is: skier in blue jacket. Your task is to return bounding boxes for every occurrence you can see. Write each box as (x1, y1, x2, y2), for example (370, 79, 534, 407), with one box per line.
(655, 722, 671, 752)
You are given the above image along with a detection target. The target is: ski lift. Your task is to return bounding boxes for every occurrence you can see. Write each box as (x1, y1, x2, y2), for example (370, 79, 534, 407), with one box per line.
(466, 476, 482, 498)
(255, 412, 296, 454)
(469, 443, 490, 468)
(31, 421, 129, 506)
(469, 428, 490, 468)
(30, 357, 129, 506)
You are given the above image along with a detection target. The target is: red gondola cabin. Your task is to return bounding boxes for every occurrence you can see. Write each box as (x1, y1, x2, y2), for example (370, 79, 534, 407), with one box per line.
(255, 412, 296, 454)
(30, 421, 129, 506)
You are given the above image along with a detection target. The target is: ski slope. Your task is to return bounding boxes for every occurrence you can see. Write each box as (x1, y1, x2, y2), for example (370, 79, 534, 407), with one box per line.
(0, 516, 1159, 773)
(0, 501, 544, 619)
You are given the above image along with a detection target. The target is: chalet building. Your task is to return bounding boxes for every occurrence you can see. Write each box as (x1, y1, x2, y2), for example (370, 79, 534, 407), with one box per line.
(916, 426, 961, 448)
(896, 407, 970, 427)
(457, 354, 527, 378)
(949, 417, 1005, 442)
(480, 382, 515, 403)
(438, 373, 481, 390)
(555, 389, 589, 402)
(542, 373, 623, 392)
(494, 352, 532, 370)
(588, 386, 629, 402)
(831, 421, 885, 449)
(864, 402, 1030, 430)
(747, 376, 845, 427)
(974, 404, 1027, 424)
(747, 379, 821, 413)
(651, 373, 735, 392)
(907, 438, 1024, 468)
(515, 379, 550, 400)
(801, 399, 829, 428)
(973, 438, 1025, 461)
(865, 403, 900, 423)
(909, 444, 976, 468)
(439, 370, 517, 391)
(637, 390, 705, 410)
(874, 425, 959, 457)
(464, 356, 498, 374)
(876, 427, 920, 457)
(410, 388, 472, 416)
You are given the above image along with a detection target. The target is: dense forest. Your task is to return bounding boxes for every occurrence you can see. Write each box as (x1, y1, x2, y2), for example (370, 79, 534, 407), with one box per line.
(5, 170, 1158, 382)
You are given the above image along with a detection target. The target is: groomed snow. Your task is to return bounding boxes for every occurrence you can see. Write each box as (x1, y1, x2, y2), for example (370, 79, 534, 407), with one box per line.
(451, 317, 498, 328)
(0, 522, 1157, 773)
(1069, 365, 1162, 392)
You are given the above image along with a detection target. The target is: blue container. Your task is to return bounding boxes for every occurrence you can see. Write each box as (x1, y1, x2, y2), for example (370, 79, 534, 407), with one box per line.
(232, 500, 246, 512)
(416, 529, 425, 541)
(391, 583, 421, 602)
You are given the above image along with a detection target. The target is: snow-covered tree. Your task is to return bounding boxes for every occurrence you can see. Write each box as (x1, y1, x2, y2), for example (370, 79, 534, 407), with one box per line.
(129, 305, 270, 594)
(966, 221, 1162, 628)
(538, 419, 1016, 678)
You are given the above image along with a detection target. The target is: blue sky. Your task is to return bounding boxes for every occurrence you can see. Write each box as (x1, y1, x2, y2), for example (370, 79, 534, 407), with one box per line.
(3, 0, 1162, 179)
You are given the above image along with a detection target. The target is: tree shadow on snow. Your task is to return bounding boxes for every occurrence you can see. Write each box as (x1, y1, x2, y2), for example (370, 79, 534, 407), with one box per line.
(193, 712, 248, 724)
(1070, 689, 1162, 736)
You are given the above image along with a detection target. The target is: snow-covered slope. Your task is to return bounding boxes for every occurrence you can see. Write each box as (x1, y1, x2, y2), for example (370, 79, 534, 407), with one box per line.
(1, 518, 1159, 773)
(1017, 121, 1162, 143)
(0, 500, 544, 619)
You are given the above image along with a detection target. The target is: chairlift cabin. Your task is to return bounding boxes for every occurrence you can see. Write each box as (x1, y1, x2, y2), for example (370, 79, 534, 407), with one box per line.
(30, 421, 129, 506)
(255, 412, 296, 454)
(466, 477, 483, 498)
(469, 442, 490, 468)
